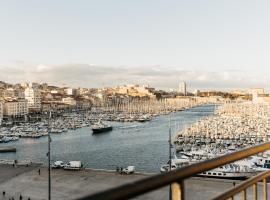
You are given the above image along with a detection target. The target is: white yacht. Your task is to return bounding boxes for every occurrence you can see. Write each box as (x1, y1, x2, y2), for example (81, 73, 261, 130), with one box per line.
(160, 154, 191, 173)
(198, 163, 257, 180)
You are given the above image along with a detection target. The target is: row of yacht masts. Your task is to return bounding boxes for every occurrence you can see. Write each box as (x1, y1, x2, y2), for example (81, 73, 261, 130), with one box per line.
(99, 98, 206, 115)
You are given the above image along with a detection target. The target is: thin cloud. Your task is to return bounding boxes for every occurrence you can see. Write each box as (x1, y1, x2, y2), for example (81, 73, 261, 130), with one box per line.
(0, 63, 269, 91)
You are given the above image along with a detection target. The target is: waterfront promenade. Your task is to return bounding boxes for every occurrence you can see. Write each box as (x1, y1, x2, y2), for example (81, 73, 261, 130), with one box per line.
(0, 164, 269, 200)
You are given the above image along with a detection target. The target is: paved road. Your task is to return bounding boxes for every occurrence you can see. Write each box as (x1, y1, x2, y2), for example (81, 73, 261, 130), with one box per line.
(0, 165, 268, 200)
(0, 164, 37, 184)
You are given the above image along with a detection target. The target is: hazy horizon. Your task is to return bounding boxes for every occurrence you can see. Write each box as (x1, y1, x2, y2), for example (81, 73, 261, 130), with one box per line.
(0, 63, 269, 92)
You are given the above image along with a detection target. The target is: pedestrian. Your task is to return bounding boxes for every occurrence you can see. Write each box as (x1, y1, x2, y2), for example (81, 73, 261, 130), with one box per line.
(116, 166, 119, 172)
(233, 182, 235, 187)
(2, 191, 5, 196)
(120, 167, 123, 174)
(38, 169, 41, 175)
(19, 194, 22, 200)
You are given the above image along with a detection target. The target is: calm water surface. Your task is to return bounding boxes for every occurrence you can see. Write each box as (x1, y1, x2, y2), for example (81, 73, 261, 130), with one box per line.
(0, 105, 215, 172)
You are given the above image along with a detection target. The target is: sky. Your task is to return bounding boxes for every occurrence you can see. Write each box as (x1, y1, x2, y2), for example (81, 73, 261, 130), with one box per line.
(0, 1, 270, 91)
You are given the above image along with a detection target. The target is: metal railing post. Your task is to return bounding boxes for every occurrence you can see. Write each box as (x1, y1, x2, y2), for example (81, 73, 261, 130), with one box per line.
(253, 183, 257, 200)
(211, 171, 270, 200)
(242, 189, 246, 200)
(179, 181, 184, 200)
(263, 178, 267, 200)
(172, 181, 184, 200)
(172, 183, 180, 200)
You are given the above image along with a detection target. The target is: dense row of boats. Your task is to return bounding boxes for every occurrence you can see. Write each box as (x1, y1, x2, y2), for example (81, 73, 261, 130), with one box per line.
(0, 112, 108, 140)
(0, 99, 208, 140)
(1, 104, 189, 139)
(161, 144, 270, 179)
(0, 105, 184, 141)
(92, 99, 206, 122)
(0, 136, 19, 143)
(161, 102, 270, 179)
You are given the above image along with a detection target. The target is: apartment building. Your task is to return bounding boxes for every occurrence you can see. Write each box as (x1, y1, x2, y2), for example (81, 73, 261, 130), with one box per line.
(3, 99, 28, 117)
(25, 86, 41, 111)
(0, 101, 3, 125)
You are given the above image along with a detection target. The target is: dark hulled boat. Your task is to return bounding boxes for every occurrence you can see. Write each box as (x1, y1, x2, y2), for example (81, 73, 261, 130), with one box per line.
(91, 120, 113, 134)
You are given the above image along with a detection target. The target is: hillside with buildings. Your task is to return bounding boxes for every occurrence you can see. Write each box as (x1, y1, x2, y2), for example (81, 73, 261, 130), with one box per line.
(0, 80, 256, 126)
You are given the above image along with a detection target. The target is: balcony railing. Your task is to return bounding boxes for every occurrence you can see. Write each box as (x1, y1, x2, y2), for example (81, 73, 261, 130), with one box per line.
(212, 170, 270, 200)
(77, 142, 270, 200)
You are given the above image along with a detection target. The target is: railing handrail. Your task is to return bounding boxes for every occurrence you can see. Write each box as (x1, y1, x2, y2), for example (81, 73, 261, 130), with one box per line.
(211, 170, 270, 200)
(77, 141, 270, 200)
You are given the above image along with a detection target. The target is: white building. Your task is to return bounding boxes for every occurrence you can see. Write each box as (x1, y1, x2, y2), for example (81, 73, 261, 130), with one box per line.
(3, 88, 15, 98)
(193, 89, 200, 96)
(50, 90, 58, 94)
(62, 97, 77, 106)
(3, 99, 28, 117)
(0, 101, 3, 125)
(3, 88, 25, 99)
(65, 88, 77, 96)
(116, 85, 156, 99)
(249, 88, 264, 96)
(25, 86, 41, 111)
(249, 88, 267, 103)
(179, 81, 187, 95)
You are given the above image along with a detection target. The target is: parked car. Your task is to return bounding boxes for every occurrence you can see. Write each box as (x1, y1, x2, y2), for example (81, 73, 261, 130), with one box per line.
(52, 161, 64, 169)
(122, 166, 135, 174)
(64, 161, 82, 170)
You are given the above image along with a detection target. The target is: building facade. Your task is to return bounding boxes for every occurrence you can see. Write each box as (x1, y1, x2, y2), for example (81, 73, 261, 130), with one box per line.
(62, 97, 77, 106)
(25, 86, 41, 111)
(0, 101, 3, 125)
(76, 98, 92, 110)
(179, 81, 187, 95)
(65, 88, 77, 96)
(3, 99, 28, 117)
(116, 85, 156, 99)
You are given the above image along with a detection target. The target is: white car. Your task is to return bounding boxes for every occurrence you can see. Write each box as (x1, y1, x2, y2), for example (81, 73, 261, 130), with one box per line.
(122, 166, 135, 174)
(52, 161, 64, 169)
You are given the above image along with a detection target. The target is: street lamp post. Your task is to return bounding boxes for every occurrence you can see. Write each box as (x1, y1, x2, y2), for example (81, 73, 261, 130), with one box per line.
(48, 110, 52, 200)
(169, 115, 172, 200)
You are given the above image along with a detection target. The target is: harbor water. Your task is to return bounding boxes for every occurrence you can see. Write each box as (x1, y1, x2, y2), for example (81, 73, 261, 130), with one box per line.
(0, 105, 215, 173)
